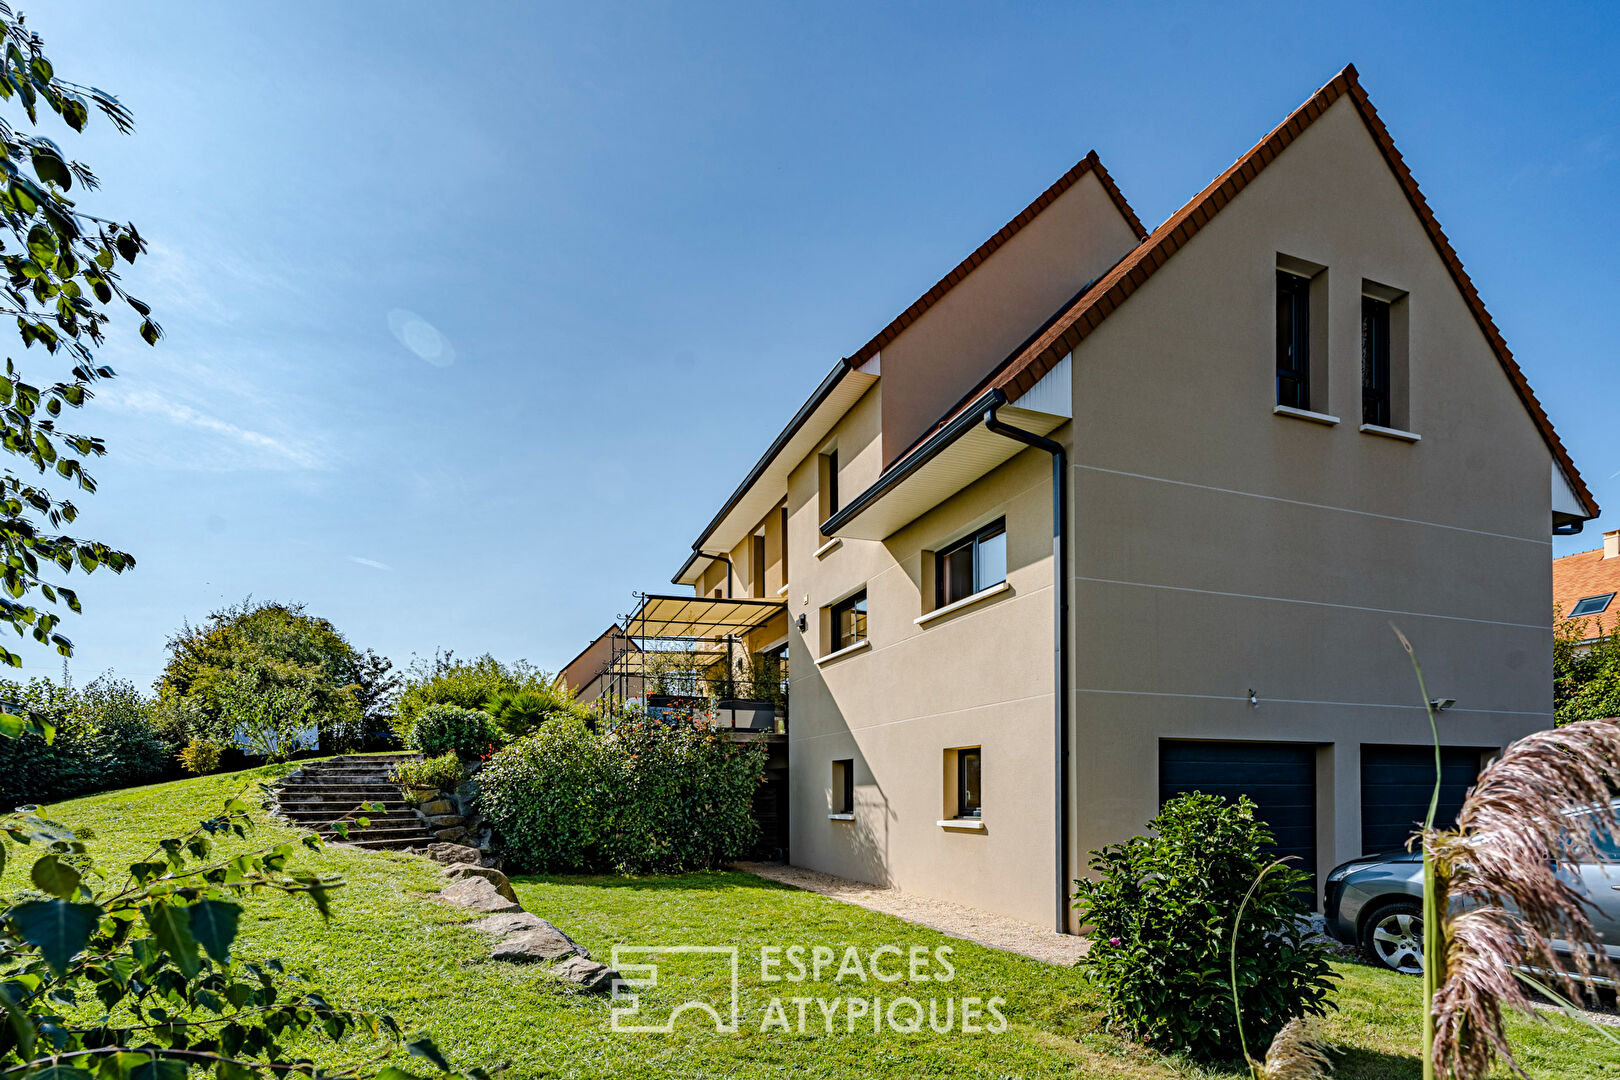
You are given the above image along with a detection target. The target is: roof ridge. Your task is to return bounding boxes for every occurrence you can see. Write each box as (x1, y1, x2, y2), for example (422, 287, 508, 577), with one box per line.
(1555, 546, 1608, 560)
(843, 150, 1148, 369)
(953, 64, 1596, 519)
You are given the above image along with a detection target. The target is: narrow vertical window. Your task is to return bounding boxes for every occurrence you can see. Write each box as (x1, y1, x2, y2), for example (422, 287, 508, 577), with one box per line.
(830, 590, 867, 651)
(826, 449, 839, 515)
(779, 506, 789, 584)
(832, 759, 853, 814)
(1276, 270, 1311, 409)
(1362, 295, 1391, 428)
(752, 533, 767, 598)
(957, 748, 981, 819)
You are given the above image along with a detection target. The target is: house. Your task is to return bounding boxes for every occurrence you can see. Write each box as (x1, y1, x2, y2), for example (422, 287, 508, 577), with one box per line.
(559, 625, 638, 706)
(569, 65, 1597, 932)
(1553, 530, 1620, 645)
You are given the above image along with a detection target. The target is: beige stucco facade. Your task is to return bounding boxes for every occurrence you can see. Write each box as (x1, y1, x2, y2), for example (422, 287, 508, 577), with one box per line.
(569, 71, 1593, 933)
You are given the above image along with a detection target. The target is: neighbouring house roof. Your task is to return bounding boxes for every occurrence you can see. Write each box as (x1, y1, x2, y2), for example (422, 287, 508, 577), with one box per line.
(895, 64, 1599, 521)
(841, 151, 1146, 370)
(1554, 542, 1620, 641)
(672, 152, 1145, 584)
(559, 625, 635, 693)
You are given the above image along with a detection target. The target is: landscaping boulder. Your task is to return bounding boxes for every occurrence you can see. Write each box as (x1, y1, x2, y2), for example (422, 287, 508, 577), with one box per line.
(428, 814, 464, 829)
(420, 798, 455, 816)
(444, 863, 517, 902)
(550, 955, 619, 993)
(425, 841, 482, 865)
(467, 911, 547, 936)
(440, 876, 521, 913)
(491, 922, 587, 963)
(435, 826, 473, 844)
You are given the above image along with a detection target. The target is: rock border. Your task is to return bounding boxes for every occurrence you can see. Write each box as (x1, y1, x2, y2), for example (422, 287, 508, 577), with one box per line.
(434, 863, 617, 992)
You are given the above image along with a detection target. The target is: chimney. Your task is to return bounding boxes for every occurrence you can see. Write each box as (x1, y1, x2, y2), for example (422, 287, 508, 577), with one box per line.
(1606, 530, 1620, 560)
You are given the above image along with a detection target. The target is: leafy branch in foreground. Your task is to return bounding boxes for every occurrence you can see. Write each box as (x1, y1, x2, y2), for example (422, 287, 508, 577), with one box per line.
(0, 3, 163, 738)
(0, 793, 481, 1079)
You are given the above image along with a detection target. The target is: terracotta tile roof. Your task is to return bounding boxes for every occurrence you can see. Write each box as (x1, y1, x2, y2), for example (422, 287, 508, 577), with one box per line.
(905, 65, 1598, 519)
(843, 151, 1147, 369)
(1553, 543, 1620, 640)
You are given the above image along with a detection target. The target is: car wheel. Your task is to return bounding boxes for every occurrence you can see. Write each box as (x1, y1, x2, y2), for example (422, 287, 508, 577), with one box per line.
(1362, 900, 1424, 975)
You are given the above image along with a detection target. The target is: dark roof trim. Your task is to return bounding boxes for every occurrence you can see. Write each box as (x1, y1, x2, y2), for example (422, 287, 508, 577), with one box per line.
(972, 64, 1597, 519)
(673, 358, 853, 583)
(821, 388, 1006, 536)
(844, 151, 1147, 370)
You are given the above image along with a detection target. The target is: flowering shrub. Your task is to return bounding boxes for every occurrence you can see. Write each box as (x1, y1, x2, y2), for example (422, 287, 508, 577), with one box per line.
(1072, 792, 1336, 1061)
(408, 704, 499, 759)
(477, 708, 765, 874)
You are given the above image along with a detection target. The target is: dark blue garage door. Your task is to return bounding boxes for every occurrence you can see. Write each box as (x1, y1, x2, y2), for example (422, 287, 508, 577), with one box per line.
(1159, 740, 1317, 898)
(1360, 745, 1480, 856)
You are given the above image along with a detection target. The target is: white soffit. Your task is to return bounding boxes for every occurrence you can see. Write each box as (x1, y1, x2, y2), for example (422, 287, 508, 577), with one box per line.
(828, 403, 1064, 541)
(1012, 351, 1072, 418)
(675, 369, 878, 584)
(1553, 461, 1589, 520)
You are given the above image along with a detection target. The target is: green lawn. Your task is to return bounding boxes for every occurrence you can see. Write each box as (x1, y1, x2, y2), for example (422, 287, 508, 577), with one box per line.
(12, 765, 1620, 1079)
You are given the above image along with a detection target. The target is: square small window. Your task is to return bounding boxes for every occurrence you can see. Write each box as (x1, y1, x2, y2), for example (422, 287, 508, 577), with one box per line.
(1570, 593, 1616, 618)
(832, 758, 853, 814)
(957, 748, 981, 819)
(1276, 270, 1311, 410)
(935, 520, 1007, 609)
(831, 590, 867, 651)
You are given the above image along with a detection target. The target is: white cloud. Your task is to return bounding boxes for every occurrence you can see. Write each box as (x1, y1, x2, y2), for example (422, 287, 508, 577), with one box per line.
(349, 556, 392, 571)
(104, 387, 326, 471)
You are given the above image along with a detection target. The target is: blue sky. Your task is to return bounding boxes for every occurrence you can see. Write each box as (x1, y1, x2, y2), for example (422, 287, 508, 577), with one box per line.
(12, 2, 1619, 688)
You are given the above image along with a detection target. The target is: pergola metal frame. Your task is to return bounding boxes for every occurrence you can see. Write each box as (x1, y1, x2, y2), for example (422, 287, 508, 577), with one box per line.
(595, 592, 787, 711)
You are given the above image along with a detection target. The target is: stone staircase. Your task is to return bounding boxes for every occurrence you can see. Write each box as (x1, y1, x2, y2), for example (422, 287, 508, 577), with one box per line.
(272, 752, 438, 850)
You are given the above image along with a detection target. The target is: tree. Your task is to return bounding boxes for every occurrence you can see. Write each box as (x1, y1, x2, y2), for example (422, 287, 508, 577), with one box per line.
(159, 600, 391, 753)
(0, 5, 160, 740)
(217, 672, 316, 762)
(1553, 610, 1620, 726)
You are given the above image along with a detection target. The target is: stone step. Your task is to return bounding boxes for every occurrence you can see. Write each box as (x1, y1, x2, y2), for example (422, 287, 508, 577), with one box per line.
(316, 823, 435, 839)
(285, 806, 414, 822)
(346, 835, 433, 851)
(280, 800, 412, 812)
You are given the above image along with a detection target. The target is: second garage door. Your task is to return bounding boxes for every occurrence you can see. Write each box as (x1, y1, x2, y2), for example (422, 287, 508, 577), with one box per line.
(1159, 740, 1318, 896)
(1360, 744, 1481, 856)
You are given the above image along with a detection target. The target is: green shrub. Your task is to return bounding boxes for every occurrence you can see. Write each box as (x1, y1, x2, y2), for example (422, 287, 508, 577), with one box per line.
(478, 709, 765, 874)
(409, 704, 498, 759)
(178, 738, 222, 775)
(397, 651, 558, 739)
(396, 750, 465, 793)
(1071, 791, 1336, 1061)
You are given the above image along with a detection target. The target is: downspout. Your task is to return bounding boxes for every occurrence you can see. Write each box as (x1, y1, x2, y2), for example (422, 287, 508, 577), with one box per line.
(982, 392, 1071, 935)
(699, 552, 735, 700)
(698, 552, 734, 598)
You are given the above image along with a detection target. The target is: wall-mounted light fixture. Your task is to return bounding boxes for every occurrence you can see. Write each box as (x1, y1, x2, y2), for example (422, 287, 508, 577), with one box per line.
(796, 613, 808, 633)
(1248, 689, 1259, 708)
(1429, 698, 1456, 712)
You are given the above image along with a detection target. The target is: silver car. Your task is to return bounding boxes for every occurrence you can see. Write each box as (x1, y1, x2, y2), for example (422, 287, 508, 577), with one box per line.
(1323, 826, 1620, 975)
